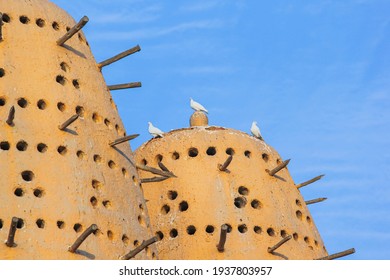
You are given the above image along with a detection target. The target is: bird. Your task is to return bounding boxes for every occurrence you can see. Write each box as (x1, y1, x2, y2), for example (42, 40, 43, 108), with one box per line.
(148, 122, 164, 138)
(250, 121, 263, 140)
(190, 98, 208, 113)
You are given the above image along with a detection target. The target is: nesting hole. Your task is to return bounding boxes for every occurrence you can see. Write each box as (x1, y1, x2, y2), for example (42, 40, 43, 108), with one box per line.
(19, 16, 30, 24)
(2, 13, 11, 23)
(226, 148, 235, 155)
(57, 220, 65, 229)
(52, 21, 60, 30)
(156, 154, 163, 162)
(306, 216, 312, 224)
(168, 190, 178, 200)
(37, 99, 47, 110)
(238, 224, 248, 233)
(0, 219, 3, 229)
(0, 97, 6, 106)
(161, 205, 170, 215)
(16, 141, 28, 151)
(76, 150, 85, 159)
(244, 150, 251, 158)
(92, 112, 102, 123)
(251, 199, 262, 209)
(296, 199, 302, 207)
(108, 160, 117, 169)
(16, 219, 24, 229)
(36, 219, 45, 228)
(60, 62, 69, 72)
(186, 225, 196, 235)
(66, 26, 70, 31)
(205, 225, 215, 234)
(75, 106, 85, 117)
(304, 236, 310, 244)
(120, 234, 129, 245)
(72, 79, 80, 89)
(133, 240, 140, 247)
(122, 168, 128, 178)
(90, 196, 98, 207)
(238, 186, 249, 196)
(267, 228, 275, 236)
(14, 188, 24, 197)
(36, 18, 45, 27)
(57, 102, 66, 112)
(293, 233, 299, 240)
(57, 146, 67, 155)
(156, 231, 164, 241)
(104, 118, 112, 128)
(107, 230, 113, 240)
(254, 226, 262, 234)
(141, 159, 147, 165)
(296, 210, 303, 220)
(262, 153, 269, 162)
(188, 148, 198, 157)
(37, 143, 48, 153)
(73, 223, 83, 233)
(170, 229, 178, 238)
(0, 68, 5, 77)
(225, 224, 232, 233)
(234, 197, 247, 208)
(56, 75, 66, 85)
(21, 170, 34, 182)
(179, 201, 189, 212)
(33, 188, 44, 198)
(0, 141, 10, 150)
(92, 180, 102, 190)
(93, 155, 102, 163)
(206, 147, 216, 156)
(172, 152, 180, 160)
(102, 200, 111, 208)
(17, 98, 28, 108)
(281, 230, 288, 238)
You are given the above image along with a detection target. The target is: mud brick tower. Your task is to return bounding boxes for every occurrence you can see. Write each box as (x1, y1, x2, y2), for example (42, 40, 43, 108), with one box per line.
(0, 0, 156, 259)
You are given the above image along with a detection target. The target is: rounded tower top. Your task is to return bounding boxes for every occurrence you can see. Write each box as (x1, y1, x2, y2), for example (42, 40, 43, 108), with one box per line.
(190, 111, 208, 127)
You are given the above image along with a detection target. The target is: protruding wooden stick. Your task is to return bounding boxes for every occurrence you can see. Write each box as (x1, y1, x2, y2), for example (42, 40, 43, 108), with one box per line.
(108, 82, 142, 91)
(109, 134, 140, 146)
(296, 175, 325, 189)
(6, 106, 15, 126)
(158, 161, 169, 172)
(57, 16, 89, 46)
(217, 224, 228, 252)
(305, 197, 327, 205)
(136, 164, 176, 178)
(68, 224, 98, 253)
(218, 155, 233, 172)
(98, 45, 141, 68)
(266, 159, 291, 176)
(121, 236, 158, 260)
(5, 217, 20, 247)
(141, 176, 169, 183)
(0, 13, 3, 41)
(317, 248, 356, 260)
(268, 235, 292, 253)
(58, 114, 79, 130)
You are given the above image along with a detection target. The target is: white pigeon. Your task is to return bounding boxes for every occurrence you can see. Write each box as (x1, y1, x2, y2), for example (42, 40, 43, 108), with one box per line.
(190, 98, 208, 113)
(148, 122, 164, 138)
(250, 121, 263, 140)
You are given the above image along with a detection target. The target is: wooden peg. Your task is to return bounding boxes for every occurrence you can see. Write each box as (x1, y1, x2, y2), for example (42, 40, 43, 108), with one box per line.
(158, 161, 170, 172)
(305, 197, 327, 205)
(57, 16, 89, 46)
(109, 134, 139, 146)
(266, 159, 291, 176)
(5, 217, 20, 247)
(296, 175, 325, 189)
(217, 224, 228, 252)
(6, 106, 15, 126)
(120, 236, 158, 260)
(140, 176, 169, 183)
(268, 235, 292, 253)
(218, 155, 233, 172)
(0, 12, 3, 41)
(68, 224, 98, 253)
(98, 45, 141, 68)
(108, 82, 142, 91)
(136, 164, 176, 178)
(59, 114, 79, 130)
(317, 248, 355, 260)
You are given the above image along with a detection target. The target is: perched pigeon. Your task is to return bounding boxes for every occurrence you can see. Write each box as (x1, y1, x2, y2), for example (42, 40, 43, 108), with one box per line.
(190, 98, 208, 113)
(148, 122, 164, 138)
(251, 121, 263, 140)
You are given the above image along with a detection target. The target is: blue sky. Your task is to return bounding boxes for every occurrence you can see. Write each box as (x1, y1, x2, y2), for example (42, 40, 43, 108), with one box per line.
(51, 0, 390, 260)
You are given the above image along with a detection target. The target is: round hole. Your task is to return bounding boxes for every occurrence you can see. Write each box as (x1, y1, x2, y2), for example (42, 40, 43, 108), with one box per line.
(206, 147, 216, 156)
(33, 188, 44, 198)
(57, 146, 67, 155)
(107, 230, 113, 240)
(254, 226, 262, 234)
(36, 219, 45, 228)
(92, 112, 102, 123)
(314, 240, 319, 247)
(36, 18, 45, 27)
(188, 148, 198, 157)
(137, 215, 145, 226)
(52, 21, 59, 30)
(172, 152, 180, 160)
(90, 196, 97, 207)
(73, 223, 82, 233)
(37, 99, 47, 110)
(66, 26, 70, 31)
(2, 13, 11, 23)
(306, 216, 312, 224)
(156, 154, 163, 162)
(281, 230, 288, 238)
(108, 160, 116, 169)
(14, 188, 24, 197)
(92, 180, 102, 190)
(37, 143, 48, 153)
(225, 224, 233, 233)
(76, 150, 85, 159)
(296, 210, 303, 220)
(179, 201, 188, 212)
(60, 62, 69, 72)
(57, 102, 66, 112)
(75, 106, 84, 117)
(72, 79, 80, 89)
(0, 68, 5, 77)
(205, 225, 215, 233)
(17, 98, 28, 108)
(19, 15, 30, 24)
(104, 118, 112, 128)
(296, 199, 302, 207)
(57, 220, 65, 229)
(21, 170, 34, 182)
(262, 153, 269, 162)
(102, 200, 111, 208)
(244, 150, 251, 158)
(0, 141, 10, 150)
(226, 148, 235, 155)
(122, 168, 128, 177)
(0, 97, 6, 106)
(238, 224, 247, 233)
(122, 234, 129, 245)
(267, 228, 275, 236)
(16, 140, 28, 151)
(170, 229, 178, 238)
(293, 233, 298, 240)
(161, 205, 170, 215)
(238, 186, 249, 196)
(251, 199, 262, 209)
(167, 190, 178, 200)
(276, 158, 282, 164)
(156, 231, 164, 241)
(234, 197, 247, 208)
(141, 159, 147, 165)
(304, 236, 310, 244)
(93, 154, 102, 163)
(16, 219, 24, 229)
(186, 225, 196, 235)
(0, 219, 3, 229)
(56, 75, 66, 85)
